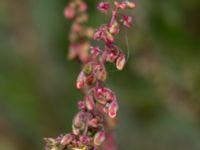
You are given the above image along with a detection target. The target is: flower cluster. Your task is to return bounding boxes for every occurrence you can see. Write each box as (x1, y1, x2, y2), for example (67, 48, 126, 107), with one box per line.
(64, 0, 94, 63)
(45, 0, 135, 150)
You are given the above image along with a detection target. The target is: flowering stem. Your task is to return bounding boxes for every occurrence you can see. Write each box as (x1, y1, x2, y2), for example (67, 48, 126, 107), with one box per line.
(44, 1, 136, 150)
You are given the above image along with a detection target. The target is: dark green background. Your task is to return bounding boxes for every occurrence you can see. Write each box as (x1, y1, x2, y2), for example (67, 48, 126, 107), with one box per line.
(0, 0, 200, 149)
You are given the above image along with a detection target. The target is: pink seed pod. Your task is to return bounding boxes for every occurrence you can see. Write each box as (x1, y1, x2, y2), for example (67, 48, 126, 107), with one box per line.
(94, 87, 107, 105)
(121, 15, 133, 28)
(79, 135, 90, 144)
(116, 52, 126, 70)
(94, 131, 106, 146)
(114, 2, 127, 10)
(61, 134, 74, 146)
(105, 50, 118, 63)
(45, 0, 135, 149)
(72, 112, 86, 135)
(76, 71, 86, 89)
(73, 112, 85, 129)
(85, 73, 96, 85)
(88, 118, 99, 128)
(93, 63, 107, 82)
(103, 88, 116, 102)
(125, 1, 136, 9)
(97, 2, 110, 13)
(109, 21, 120, 35)
(97, 68, 107, 82)
(93, 29, 104, 41)
(104, 31, 115, 44)
(72, 125, 80, 135)
(78, 101, 86, 110)
(64, 6, 75, 19)
(90, 46, 101, 58)
(108, 101, 119, 118)
(85, 95, 95, 111)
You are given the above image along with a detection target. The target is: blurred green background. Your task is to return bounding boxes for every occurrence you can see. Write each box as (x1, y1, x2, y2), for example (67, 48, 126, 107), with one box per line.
(1, 0, 200, 150)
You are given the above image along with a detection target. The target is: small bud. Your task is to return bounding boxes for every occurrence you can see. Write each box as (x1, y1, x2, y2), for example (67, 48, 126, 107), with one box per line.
(79, 2, 88, 12)
(76, 13, 88, 23)
(116, 52, 126, 70)
(85, 95, 95, 111)
(72, 23, 82, 32)
(68, 44, 77, 59)
(76, 71, 85, 89)
(64, 6, 75, 19)
(78, 42, 90, 63)
(97, 2, 110, 13)
(85, 27, 94, 38)
(94, 131, 105, 146)
(108, 101, 118, 118)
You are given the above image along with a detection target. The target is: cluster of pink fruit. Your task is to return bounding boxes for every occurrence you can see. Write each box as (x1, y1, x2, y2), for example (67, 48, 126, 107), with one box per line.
(44, 0, 135, 150)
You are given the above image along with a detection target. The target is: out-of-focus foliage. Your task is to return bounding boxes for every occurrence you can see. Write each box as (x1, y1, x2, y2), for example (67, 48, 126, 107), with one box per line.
(0, 0, 200, 150)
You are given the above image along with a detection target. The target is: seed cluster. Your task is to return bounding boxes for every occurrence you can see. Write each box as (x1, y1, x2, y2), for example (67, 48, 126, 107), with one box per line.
(44, 0, 135, 150)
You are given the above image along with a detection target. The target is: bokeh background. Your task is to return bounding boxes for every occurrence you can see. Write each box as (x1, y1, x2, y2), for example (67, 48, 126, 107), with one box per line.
(1, 0, 200, 150)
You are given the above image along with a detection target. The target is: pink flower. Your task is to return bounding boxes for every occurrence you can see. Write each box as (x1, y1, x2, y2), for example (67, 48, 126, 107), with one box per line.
(94, 131, 106, 146)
